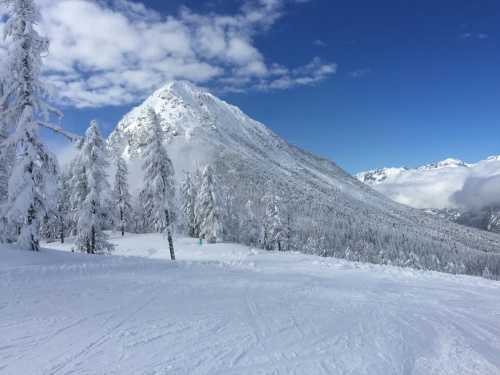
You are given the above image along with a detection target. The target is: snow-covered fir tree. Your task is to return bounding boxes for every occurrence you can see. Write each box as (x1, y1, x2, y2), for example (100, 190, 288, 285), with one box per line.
(37, 169, 73, 243)
(222, 185, 238, 242)
(194, 164, 224, 244)
(67, 139, 87, 237)
(259, 182, 285, 251)
(131, 192, 147, 233)
(0, 82, 13, 203)
(240, 200, 257, 246)
(56, 166, 73, 243)
(181, 172, 198, 237)
(139, 108, 177, 260)
(0, 83, 14, 241)
(0, 0, 74, 250)
(113, 154, 132, 236)
(73, 121, 115, 254)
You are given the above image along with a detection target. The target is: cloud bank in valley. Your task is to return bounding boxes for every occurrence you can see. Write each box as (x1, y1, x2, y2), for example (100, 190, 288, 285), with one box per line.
(0, 0, 336, 108)
(369, 158, 500, 211)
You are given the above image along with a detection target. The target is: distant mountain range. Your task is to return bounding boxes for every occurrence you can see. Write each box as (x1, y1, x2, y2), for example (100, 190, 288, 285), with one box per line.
(356, 157, 500, 234)
(355, 157, 498, 184)
(106, 81, 500, 278)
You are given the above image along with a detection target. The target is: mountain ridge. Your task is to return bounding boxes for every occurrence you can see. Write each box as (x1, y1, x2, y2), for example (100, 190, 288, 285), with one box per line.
(107, 81, 500, 278)
(355, 157, 482, 185)
(356, 156, 500, 236)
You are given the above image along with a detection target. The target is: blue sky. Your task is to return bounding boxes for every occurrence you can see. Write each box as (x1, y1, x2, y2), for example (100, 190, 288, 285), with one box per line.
(4, 0, 499, 174)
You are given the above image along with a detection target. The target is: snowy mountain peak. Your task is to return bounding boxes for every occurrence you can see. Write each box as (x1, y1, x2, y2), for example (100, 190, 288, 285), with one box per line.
(419, 158, 469, 170)
(108, 81, 280, 168)
(106, 82, 500, 279)
(356, 158, 474, 185)
(486, 155, 500, 163)
(355, 166, 408, 184)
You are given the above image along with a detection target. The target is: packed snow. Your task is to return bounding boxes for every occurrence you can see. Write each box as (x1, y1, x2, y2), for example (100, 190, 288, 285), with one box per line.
(1, 233, 499, 374)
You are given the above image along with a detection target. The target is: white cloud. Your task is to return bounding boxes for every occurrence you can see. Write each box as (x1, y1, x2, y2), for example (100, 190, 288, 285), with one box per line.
(369, 158, 500, 211)
(452, 174, 500, 210)
(460, 32, 488, 39)
(252, 57, 336, 91)
(0, 0, 336, 108)
(348, 69, 370, 78)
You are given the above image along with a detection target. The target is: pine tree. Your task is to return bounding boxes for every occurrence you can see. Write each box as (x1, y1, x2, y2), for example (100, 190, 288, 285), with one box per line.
(194, 164, 224, 244)
(240, 200, 257, 246)
(260, 183, 284, 251)
(133, 191, 147, 233)
(0, 82, 14, 242)
(73, 121, 115, 254)
(181, 172, 198, 237)
(67, 140, 87, 237)
(0, 82, 13, 203)
(113, 154, 132, 236)
(57, 166, 73, 243)
(0, 0, 75, 250)
(140, 108, 177, 260)
(38, 172, 72, 243)
(191, 168, 203, 235)
(222, 185, 237, 242)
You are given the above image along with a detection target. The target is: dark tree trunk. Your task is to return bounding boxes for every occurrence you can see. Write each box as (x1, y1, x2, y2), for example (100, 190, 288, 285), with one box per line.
(120, 208, 124, 236)
(28, 204, 39, 251)
(91, 226, 95, 254)
(165, 209, 175, 260)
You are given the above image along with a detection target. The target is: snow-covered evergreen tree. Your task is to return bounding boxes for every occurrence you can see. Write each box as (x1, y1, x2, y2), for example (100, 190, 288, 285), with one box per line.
(240, 200, 257, 246)
(0, 0, 75, 250)
(181, 172, 198, 237)
(37, 170, 73, 243)
(139, 108, 177, 260)
(0, 82, 13, 203)
(73, 121, 115, 254)
(67, 140, 87, 237)
(56, 166, 73, 243)
(0, 83, 14, 242)
(259, 183, 284, 251)
(113, 154, 132, 236)
(133, 191, 147, 233)
(194, 164, 224, 244)
(222, 185, 237, 242)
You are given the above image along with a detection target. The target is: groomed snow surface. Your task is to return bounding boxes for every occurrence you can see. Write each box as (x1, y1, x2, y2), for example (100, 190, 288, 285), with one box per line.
(1, 234, 499, 375)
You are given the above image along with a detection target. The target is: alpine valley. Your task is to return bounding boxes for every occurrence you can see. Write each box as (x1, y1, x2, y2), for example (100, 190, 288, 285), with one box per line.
(107, 82, 500, 279)
(356, 157, 500, 235)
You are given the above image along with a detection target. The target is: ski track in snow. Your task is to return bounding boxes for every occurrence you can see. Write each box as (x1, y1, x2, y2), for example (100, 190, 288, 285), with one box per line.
(1, 233, 499, 375)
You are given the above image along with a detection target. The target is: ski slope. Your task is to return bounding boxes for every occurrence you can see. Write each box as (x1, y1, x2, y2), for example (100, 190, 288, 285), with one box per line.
(1, 233, 499, 374)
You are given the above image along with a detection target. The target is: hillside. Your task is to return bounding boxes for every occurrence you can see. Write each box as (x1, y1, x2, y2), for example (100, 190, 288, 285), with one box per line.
(107, 81, 500, 278)
(1, 235, 499, 374)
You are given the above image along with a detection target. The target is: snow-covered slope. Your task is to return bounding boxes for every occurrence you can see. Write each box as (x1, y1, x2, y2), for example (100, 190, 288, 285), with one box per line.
(107, 82, 500, 278)
(1, 236, 499, 374)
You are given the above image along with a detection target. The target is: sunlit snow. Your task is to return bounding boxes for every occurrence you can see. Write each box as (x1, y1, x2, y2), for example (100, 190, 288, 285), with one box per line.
(1, 233, 499, 374)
